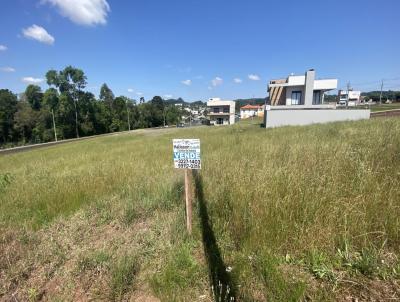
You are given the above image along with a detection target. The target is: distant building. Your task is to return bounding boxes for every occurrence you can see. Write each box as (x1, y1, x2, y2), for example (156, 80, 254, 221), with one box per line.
(264, 69, 370, 128)
(207, 98, 236, 125)
(268, 69, 338, 106)
(240, 104, 264, 119)
(338, 90, 361, 106)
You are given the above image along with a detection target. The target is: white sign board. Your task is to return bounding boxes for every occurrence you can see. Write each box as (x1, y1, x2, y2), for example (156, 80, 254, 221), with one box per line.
(173, 139, 201, 169)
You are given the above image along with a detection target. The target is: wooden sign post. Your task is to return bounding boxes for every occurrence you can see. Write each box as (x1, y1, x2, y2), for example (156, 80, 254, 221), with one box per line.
(184, 169, 192, 234)
(173, 139, 201, 235)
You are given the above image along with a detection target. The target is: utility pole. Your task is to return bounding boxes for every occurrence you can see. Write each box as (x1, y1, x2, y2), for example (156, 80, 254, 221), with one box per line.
(126, 99, 131, 131)
(379, 79, 384, 105)
(51, 109, 57, 142)
(163, 104, 166, 127)
(346, 82, 351, 109)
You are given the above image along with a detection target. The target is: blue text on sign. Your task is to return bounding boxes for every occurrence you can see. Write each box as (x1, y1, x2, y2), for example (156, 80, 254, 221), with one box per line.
(174, 152, 200, 160)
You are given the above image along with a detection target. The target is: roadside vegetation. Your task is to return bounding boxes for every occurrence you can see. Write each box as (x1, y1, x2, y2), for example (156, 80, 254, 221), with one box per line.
(1, 117, 400, 300)
(369, 102, 400, 112)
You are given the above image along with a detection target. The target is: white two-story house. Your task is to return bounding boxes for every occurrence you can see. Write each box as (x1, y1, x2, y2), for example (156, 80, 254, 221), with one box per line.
(207, 98, 236, 125)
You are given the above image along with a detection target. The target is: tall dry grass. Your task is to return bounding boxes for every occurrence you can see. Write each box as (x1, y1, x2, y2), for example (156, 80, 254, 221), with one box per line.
(198, 119, 400, 255)
(1, 118, 399, 300)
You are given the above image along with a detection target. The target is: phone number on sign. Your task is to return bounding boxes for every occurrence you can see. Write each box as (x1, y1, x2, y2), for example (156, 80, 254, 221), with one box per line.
(175, 159, 201, 169)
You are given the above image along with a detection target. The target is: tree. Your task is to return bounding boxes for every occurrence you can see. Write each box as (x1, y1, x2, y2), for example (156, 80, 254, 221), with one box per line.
(99, 83, 115, 109)
(0, 89, 18, 144)
(149, 96, 165, 126)
(46, 66, 87, 138)
(113, 96, 134, 131)
(43, 88, 59, 111)
(78, 92, 96, 136)
(13, 101, 37, 143)
(24, 85, 43, 110)
(165, 105, 182, 125)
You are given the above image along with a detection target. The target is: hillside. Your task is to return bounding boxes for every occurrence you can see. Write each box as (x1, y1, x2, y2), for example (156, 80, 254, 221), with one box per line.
(1, 118, 400, 301)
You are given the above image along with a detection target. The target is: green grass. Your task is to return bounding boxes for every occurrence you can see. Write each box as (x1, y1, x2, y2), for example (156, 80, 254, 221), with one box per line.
(109, 254, 139, 301)
(369, 102, 400, 112)
(150, 241, 203, 301)
(1, 118, 400, 300)
(77, 250, 111, 273)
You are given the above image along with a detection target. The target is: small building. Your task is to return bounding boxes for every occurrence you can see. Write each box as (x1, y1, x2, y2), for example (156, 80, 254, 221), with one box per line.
(240, 104, 264, 119)
(338, 90, 361, 106)
(207, 98, 235, 125)
(264, 69, 370, 127)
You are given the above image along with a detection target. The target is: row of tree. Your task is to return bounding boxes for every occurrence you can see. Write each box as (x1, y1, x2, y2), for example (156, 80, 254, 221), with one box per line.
(0, 66, 184, 147)
(361, 91, 400, 102)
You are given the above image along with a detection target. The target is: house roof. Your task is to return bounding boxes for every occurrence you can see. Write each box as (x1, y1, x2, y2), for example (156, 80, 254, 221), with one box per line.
(240, 104, 262, 109)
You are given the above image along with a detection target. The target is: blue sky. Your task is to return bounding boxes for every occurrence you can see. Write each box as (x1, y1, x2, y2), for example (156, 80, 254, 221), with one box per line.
(0, 0, 399, 101)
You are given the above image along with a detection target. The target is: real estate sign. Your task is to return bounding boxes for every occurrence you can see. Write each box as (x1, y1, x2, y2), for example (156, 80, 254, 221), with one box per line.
(173, 139, 201, 169)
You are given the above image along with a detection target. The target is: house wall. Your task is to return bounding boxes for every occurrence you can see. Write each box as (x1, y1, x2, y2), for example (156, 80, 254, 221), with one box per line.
(264, 109, 370, 128)
(241, 109, 254, 119)
(304, 70, 315, 106)
(285, 86, 305, 105)
(314, 79, 338, 90)
(287, 75, 305, 85)
(241, 109, 263, 118)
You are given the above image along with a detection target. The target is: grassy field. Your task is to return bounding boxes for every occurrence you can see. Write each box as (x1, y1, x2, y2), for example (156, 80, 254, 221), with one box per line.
(1, 118, 400, 301)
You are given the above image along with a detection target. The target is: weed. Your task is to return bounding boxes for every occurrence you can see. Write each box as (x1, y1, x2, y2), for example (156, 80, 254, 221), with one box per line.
(352, 248, 381, 277)
(306, 251, 337, 283)
(0, 173, 13, 192)
(27, 287, 39, 301)
(77, 250, 110, 273)
(109, 254, 139, 301)
(121, 205, 137, 226)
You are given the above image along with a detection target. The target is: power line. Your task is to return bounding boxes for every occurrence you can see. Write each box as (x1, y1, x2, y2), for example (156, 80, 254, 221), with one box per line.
(345, 77, 400, 87)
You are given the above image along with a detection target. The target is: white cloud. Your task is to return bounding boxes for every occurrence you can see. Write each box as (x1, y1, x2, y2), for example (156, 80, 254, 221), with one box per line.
(127, 88, 134, 93)
(181, 79, 192, 86)
(248, 74, 261, 81)
(22, 77, 44, 84)
(164, 94, 173, 99)
(136, 92, 143, 96)
(0, 45, 7, 51)
(233, 78, 242, 84)
(1, 67, 16, 72)
(22, 25, 55, 45)
(43, 0, 110, 26)
(211, 77, 223, 87)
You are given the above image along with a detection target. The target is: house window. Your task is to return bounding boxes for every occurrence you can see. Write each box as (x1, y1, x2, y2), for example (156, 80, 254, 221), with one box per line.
(313, 90, 321, 105)
(213, 107, 219, 113)
(223, 107, 229, 113)
(291, 91, 302, 105)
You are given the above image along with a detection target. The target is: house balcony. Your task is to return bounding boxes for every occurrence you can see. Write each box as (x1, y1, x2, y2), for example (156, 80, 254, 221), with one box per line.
(208, 112, 232, 116)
